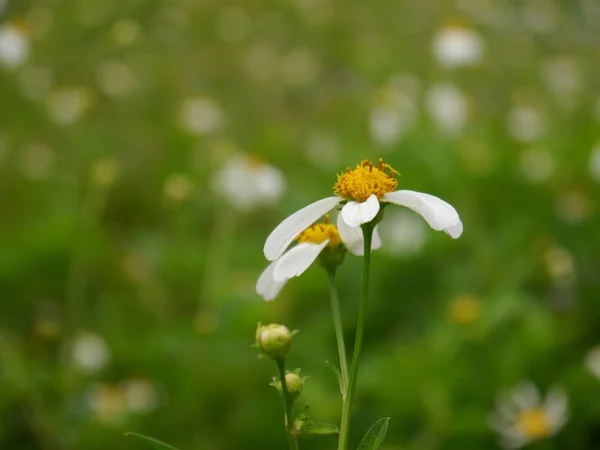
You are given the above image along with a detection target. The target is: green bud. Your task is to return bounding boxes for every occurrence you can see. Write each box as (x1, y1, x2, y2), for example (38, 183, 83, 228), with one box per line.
(255, 323, 293, 359)
(271, 369, 305, 399)
(317, 244, 347, 270)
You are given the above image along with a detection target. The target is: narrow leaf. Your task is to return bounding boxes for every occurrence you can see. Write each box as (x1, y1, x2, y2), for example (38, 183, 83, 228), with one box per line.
(357, 417, 390, 450)
(325, 360, 345, 395)
(125, 432, 181, 450)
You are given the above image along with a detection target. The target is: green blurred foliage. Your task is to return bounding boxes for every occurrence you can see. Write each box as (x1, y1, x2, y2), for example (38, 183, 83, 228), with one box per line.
(1, 0, 600, 449)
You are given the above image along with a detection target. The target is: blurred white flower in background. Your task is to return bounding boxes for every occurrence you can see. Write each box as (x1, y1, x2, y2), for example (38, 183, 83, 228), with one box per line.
(291, 0, 334, 25)
(180, 96, 224, 136)
(45, 86, 92, 125)
(432, 25, 483, 68)
(542, 57, 582, 110)
(0, 23, 30, 69)
(70, 331, 111, 374)
(555, 189, 592, 225)
(211, 154, 286, 212)
(488, 381, 568, 449)
(281, 47, 319, 86)
(585, 346, 600, 381)
(244, 41, 279, 82)
(369, 106, 405, 147)
(216, 6, 251, 43)
(87, 383, 127, 424)
(506, 105, 546, 143)
(589, 142, 600, 182)
(426, 83, 469, 136)
(18, 65, 53, 101)
(111, 19, 140, 46)
(370, 73, 420, 146)
(519, 147, 554, 183)
(97, 60, 137, 97)
(121, 378, 160, 414)
(521, 0, 560, 33)
(305, 131, 340, 168)
(90, 158, 119, 187)
(378, 209, 427, 256)
(544, 245, 575, 283)
(163, 173, 193, 203)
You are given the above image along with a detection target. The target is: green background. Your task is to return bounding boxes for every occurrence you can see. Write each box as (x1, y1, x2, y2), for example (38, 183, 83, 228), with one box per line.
(1, 0, 600, 449)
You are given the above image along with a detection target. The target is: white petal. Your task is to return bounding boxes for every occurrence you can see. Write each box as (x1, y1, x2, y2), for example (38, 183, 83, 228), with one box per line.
(337, 214, 382, 256)
(273, 241, 328, 282)
(256, 261, 287, 301)
(341, 194, 380, 227)
(512, 381, 541, 410)
(263, 196, 342, 261)
(383, 190, 462, 238)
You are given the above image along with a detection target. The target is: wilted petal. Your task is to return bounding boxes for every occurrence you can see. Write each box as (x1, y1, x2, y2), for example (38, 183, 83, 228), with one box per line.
(273, 241, 328, 282)
(341, 194, 380, 227)
(337, 214, 382, 256)
(263, 196, 341, 261)
(383, 190, 462, 238)
(256, 261, 287, 301)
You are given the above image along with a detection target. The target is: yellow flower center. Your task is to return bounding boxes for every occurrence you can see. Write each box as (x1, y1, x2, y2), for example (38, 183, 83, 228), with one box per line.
(334, 158, 399, 202)
(296, 216, 341, 247)
(448, 294, 481, 325)
(517, 408, 552, 440)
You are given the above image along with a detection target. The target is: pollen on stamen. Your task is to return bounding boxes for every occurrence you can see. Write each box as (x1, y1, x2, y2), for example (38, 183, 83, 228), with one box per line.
(333, 158, 399, 202)
(296, 218, 342, 247)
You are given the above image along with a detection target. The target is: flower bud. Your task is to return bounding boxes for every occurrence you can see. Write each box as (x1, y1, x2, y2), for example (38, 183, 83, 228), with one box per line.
(255, 323, 293, 359)
(271, 369, 305, 399)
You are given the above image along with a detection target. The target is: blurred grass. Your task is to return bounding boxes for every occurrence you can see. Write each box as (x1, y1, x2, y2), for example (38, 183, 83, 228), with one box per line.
(1, 0, 600, 449)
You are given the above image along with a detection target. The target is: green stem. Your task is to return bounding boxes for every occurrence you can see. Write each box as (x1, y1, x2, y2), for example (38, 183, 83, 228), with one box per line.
(337, 222, 374, 450)
(276, 358, 300, 450)
(327, 269, 349, 393)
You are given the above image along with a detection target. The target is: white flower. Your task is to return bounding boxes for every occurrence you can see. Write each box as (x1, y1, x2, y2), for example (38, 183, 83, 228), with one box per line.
(263, 158, 462, 262)
(180, 96, 224, 135)
(519, 147, 554, 183)
(70, 331, 111, 374)
(585, 346, 600, 381)
(488, 381, 568, 449)
(257, 216, 381, 300)
(211, 154, 286, 212)
(0, 23, 30, 69)
(506, 105, 546, 143)
(432, 26, 483, 68)
(45, 86, 91, 125)
(426, 83, 469, 136)
(121, 378, 160, 414)
(589, 141, 600, 182)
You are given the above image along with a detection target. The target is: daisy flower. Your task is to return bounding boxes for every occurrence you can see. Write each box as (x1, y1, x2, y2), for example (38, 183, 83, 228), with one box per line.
(488, 381, 568, 449)
(263, 158, 462, 262)
(257, 215, 381, 300)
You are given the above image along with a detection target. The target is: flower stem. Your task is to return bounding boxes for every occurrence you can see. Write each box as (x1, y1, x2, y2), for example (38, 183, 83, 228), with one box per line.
(276, 358, 300, 450)
(337, 222, 374, 450)
(327, 268, 349, 394)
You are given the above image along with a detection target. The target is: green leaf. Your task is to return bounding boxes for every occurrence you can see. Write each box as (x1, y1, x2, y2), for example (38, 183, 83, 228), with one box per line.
(356, 417, 390, 450)
(306, 422, 339, 435)
(325, 360, 345, 395)
(125, 432, 181, 450)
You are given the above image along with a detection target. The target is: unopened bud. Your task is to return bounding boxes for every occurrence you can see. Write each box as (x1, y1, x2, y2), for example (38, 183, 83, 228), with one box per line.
(271, 369, 305, 399)
(255, 323, 293, 359)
